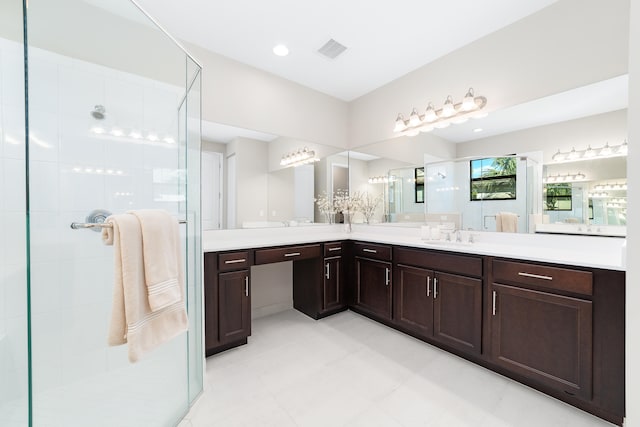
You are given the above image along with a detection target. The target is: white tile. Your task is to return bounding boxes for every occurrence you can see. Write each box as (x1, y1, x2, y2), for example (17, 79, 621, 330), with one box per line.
(28, 109, 59, 162)
(29, 160, 59, 212)
(183, 310, 616, 427)
(2, 107, 26, 160)
(27, 57, 59, 114)
(3, 263, 27, 318)
(1, 158, 25, 212)
(29, 261, 62, 313)
(59, 165, 105, 212)
(28, 212, 62, 263)
(0, 45, 25, 112)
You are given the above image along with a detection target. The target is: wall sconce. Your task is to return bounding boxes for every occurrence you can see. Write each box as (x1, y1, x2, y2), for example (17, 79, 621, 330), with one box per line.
(280, 147, 319, 167)
(551, 140, 628, 163)
(393, 87, 488, 136)
(543, 172, 586, 183)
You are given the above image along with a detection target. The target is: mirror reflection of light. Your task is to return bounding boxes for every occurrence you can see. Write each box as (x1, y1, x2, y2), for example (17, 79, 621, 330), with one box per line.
(30, 134, 53, 149)
(6, 135, 22, 145)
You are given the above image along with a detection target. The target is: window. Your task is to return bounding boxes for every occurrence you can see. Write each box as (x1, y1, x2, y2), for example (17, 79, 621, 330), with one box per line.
(415, 167, 424, 203)
(470, 157, 517, 201)
(545, 183, 573, 211)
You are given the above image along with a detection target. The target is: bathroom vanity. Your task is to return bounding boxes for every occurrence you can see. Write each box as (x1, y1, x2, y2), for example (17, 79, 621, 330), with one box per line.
(203, 226, 625, 425)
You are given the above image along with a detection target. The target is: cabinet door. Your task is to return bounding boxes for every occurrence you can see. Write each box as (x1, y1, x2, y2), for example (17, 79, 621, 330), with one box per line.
(490, 283, 592, 399)
(218, 270, 251, 344)
(394, 265, 433, 337)
(356, 257, 392, 320)
(433, 272, 482, 355)
(323, 257, 343, 311)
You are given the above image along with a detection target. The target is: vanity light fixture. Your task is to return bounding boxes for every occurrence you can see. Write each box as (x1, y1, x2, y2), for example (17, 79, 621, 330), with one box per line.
(280, 147, 319, 167)
(543, 172, 586, 183)
(551, 139, 628, 163)
(393, 87, 487, 136)
(368, 176, 389, 184)
(593, 181, 627, 191)
(90, 126, 176, 144)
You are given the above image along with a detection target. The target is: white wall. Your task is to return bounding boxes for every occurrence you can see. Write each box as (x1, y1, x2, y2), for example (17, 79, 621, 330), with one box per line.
(226, 137, 269, 226)
(626, 1, 639, 425)
(348, 0, 629, 149)
(185, 43, 349, 149)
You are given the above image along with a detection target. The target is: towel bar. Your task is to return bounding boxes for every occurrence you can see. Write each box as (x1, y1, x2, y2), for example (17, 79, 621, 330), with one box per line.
(483, 214, 520, 229)
(70, 219, 187, 230)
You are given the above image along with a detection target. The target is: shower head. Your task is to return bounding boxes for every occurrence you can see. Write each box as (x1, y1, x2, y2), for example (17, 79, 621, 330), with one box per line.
(91, 105, 106, 120)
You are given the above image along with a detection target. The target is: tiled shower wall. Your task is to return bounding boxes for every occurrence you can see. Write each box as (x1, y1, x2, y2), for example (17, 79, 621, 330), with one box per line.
(1, 35, 192, 426)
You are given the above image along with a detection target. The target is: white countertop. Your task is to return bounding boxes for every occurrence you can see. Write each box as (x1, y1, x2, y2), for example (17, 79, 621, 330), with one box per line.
(203, 224, 626, 271)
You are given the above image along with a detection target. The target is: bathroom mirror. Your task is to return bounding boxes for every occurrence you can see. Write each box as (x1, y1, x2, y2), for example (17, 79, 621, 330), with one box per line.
(538, 156, 627, 236)
(201, 121, 347, 229)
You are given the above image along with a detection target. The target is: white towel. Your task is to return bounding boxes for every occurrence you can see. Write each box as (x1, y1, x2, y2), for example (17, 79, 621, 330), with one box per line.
(497, 212, 518, 233)
(129, 209, 182, 312)
(103, 213, 188, 363)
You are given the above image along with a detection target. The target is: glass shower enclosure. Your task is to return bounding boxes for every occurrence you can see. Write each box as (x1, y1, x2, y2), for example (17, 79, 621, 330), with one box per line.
(1, 1, 203, 425)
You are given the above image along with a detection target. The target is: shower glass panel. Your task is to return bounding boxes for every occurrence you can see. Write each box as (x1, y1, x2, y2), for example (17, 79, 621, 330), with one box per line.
(23, 0, 203, 425)
(0, 1, 29, 426)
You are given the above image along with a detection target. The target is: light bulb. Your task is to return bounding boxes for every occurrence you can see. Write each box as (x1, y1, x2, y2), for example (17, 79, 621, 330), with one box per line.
(409, 108, 421, 127)
(394, 114, 407, 132)
(441, 95, 455, 117)
(424, 103, 437, 122)
(584, 145, 596, 158)
(600, 142, 612, 156)
(551, 149, 565, 162)
(617, 140, 628, 155)
(567, 147, 580, 160)
(462, 88, 476, 111)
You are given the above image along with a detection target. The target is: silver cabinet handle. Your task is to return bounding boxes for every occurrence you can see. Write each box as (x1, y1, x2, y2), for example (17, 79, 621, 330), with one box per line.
(385, 268, 391, 286)
(426, 276, 431, 297)
(328, 247, 341, 252)
(225, 258, 246, 264)
(284, 252, 301, 257)
(433, 277, 438, 299)
(518, 272, 553, 281)
(325, 262, 330, 280)
(245, 276, 249, 297)
(363, 248, 377, 254)
(492, 290, 497, 316)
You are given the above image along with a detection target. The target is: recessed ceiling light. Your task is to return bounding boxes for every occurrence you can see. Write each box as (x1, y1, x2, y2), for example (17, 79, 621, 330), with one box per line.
(473, 128, 483, 133)
(273, 44, 289, 57)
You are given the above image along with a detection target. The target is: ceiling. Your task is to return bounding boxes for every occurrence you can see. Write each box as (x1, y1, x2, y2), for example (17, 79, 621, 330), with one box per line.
(132, 0, 558, 102)
(119, 0, 627, 145)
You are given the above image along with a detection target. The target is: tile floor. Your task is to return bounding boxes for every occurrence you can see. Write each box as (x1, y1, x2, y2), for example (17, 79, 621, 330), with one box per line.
(180, 309, 615, 427)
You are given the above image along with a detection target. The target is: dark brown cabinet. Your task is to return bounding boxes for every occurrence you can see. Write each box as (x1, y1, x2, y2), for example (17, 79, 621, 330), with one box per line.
(352, 242, 393, 321)
(394, 263, 482, 356)
(489, 259, 593, 400)
(205, 251, 252, 356)
(218, 269, 251, 345)
(355, 257, 392, 320)
(323, 256, 343, 312)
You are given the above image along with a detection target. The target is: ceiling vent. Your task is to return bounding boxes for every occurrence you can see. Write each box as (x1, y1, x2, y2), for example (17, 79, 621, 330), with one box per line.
(317, 38, 347, 59)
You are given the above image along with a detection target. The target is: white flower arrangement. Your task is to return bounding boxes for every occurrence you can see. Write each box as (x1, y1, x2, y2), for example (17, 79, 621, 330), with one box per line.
(315, 190, 383, 225)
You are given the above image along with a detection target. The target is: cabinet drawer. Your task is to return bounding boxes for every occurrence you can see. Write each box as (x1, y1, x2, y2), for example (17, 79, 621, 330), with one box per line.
(255, 244, 321, 264)
(353, 242, 392, 261)
(324, 242, 343, 257)
(218, 251, 251, 272)
(492, 259, 592, 296)
(395, 247, 482, 278)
